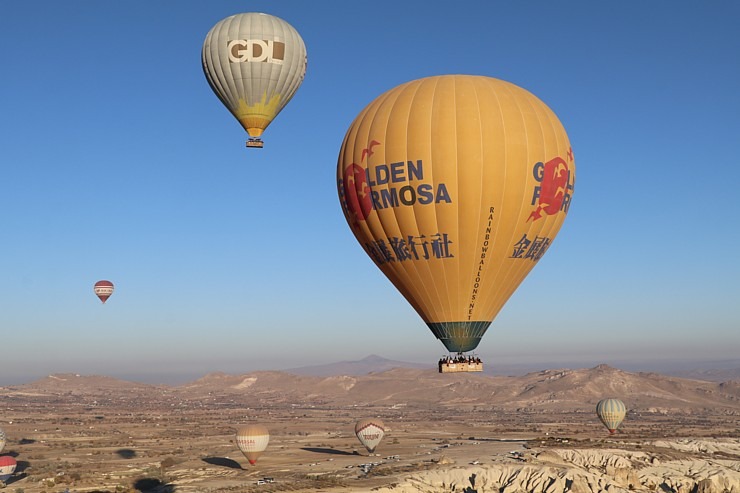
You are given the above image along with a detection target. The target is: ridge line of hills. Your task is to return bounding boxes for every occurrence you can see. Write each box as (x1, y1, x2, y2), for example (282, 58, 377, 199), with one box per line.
(3, 356, 738, 413)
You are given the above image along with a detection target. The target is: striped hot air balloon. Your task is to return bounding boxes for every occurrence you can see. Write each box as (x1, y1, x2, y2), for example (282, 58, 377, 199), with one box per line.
(0, 456, 16, 484)
(235, 424, 269, 465)
(596, 398, 626, 434)
(355, 418, 385, 454)
(0, 428, 5, 453)
(94, 280, 114, 304)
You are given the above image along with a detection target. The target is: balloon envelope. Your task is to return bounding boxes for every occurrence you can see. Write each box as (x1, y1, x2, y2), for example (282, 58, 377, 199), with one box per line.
(94, 280, 114, 304)
(355, 418, 385, 453)
(0, 456, 16, 483)
(236, 424, 269, 465)
(596, 398, 626, 433)
(0, 428, 5, 453)
(202, 12, 307, 141)
(337, 75, 575, 353)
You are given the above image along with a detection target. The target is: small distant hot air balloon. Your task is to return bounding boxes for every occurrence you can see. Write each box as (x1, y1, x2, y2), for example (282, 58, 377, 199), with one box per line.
(337, 75, 575, 365)
(236, 424, 269, 465)
(355, 418, 385, 454)
(94, 280, 114, 304)
(0, 428, 6, 453)
(0, 456, 16, 484)
(596, 398, 626, 434)
(202, 12, 307, 148)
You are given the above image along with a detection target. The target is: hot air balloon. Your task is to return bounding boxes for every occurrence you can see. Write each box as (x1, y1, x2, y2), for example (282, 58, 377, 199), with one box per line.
(94, 280, 114, 304)
(0, 428, 5, 453)
(0, 456, 16, 484)
(202, 12, 307, 148)
(235, 424, 269, 465)
(355, 418, 385, 454)
(596, 398, 626, 434)
(336, 75, 575, 370)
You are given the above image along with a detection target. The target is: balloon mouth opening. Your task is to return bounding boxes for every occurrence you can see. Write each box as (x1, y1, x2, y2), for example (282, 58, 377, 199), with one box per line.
(427, 321, 490, 353)
(239, 117, 269, 138)
(608, 429, 616, 434)
(441, 340, 479, 353)
(248, 459, 257, 465)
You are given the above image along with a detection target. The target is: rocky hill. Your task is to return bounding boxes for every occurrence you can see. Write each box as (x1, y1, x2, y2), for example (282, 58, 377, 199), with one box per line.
(4, 364, 738, 414)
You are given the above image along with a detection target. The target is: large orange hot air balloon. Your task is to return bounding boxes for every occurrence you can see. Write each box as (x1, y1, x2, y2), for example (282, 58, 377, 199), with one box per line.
(235, 424, 269, 465)
(337, 75, 575, 357)
(94, 280, 114, 304)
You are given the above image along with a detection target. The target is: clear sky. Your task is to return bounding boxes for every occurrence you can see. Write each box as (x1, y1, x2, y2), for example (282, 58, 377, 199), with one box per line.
(1, 1, 738, 385)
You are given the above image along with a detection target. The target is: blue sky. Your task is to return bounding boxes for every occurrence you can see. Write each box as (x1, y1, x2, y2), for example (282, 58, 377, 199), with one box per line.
(1, 1, 738, 385)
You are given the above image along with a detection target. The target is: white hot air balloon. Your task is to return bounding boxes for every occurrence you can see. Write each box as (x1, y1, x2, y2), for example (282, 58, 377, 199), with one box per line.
(235, 424, 270, 465)
(202, 12, 307, 148)
(596, 398, 627, 434)
(355, 418, 385, 454)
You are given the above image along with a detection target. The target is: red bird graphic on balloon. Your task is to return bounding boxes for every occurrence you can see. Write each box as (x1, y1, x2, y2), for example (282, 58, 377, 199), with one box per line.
(342, 140, 380, 226)
(528, 155, 571, 222)
(361, 140, 380, 162)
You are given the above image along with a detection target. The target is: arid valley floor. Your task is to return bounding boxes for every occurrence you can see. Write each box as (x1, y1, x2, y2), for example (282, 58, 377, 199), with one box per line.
(1, 362, 739, 492)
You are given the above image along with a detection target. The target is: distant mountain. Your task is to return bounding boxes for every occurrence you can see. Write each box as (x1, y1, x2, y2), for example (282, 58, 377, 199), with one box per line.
(3, 363, 738, 415)
(14, 373, 157, 392)
(2, 373, 166, 404)
(483, 358, 740, 382)
(284, 354, 429, 376)
(661, 361, 740, 383)
(177, 364, 740, 413)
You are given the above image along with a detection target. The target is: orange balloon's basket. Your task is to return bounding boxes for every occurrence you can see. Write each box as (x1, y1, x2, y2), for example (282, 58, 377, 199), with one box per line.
(438, 361, 483, 373)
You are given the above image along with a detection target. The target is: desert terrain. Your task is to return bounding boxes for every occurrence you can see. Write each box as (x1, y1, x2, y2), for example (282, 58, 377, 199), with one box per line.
(0, 361, 738, 492)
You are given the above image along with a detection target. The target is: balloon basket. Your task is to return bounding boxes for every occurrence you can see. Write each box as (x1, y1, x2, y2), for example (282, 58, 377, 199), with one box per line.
(246, 138, 264, 148)
(438, 361, 483, 373)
